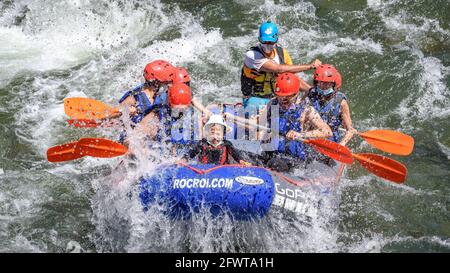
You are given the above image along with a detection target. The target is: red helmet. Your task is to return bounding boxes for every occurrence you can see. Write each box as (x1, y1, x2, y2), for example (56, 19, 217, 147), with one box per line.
(274, 72, 300, 96)
(313, 64, 339, 85)
(170, 67, 191, 85)
(168, 83, 192, 108)
(143, 60, 175, 82)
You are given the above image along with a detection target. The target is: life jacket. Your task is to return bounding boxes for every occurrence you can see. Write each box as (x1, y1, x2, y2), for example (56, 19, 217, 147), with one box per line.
(241, 45, 290, 98)
(117, 85, 167, 144)
(266, 99, 308, 160)
(118, 84, 167, 124)
(199, 140, 228, 165)
(308, 88, 347, 143)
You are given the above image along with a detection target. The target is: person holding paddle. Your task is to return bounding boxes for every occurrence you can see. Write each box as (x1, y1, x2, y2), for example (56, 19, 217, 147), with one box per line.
(125, 83, 194, 145)
(303, 64, 356, 146)
(117, 59, 175, 124)
(243, 72, 333, 172)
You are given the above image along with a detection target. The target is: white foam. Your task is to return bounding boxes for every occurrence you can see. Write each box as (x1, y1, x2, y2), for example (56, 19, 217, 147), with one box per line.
(388, 235, 450, 249)
(437, 141, 450, 160)
(397, 55, 450, 122)
(307, 37, 384, 58)
(0, 0, 160, 86)
(141, 30, 223, 66)
(248, 0, 316, 20)
(366, 0, 450, 123)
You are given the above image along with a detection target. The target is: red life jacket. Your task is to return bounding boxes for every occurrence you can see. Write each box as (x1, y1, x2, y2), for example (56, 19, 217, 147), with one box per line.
(199, 142, 228, 165)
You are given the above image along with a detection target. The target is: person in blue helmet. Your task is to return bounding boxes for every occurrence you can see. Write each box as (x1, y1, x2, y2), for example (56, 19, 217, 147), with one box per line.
(241, 21, 321, 109)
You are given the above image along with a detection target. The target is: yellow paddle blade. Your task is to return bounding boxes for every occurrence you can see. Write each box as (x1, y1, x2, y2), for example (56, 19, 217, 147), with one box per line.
(64, 97, 120, 119)
(358, 130, 414, 156)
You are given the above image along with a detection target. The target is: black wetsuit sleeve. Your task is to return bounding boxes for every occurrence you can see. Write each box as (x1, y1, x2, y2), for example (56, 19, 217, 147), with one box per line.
(225, 141, 243, 163)
(183, 141, 203, 160)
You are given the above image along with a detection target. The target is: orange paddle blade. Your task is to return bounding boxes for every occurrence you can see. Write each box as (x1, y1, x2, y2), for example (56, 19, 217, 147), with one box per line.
(358, 130, 414, 156)
(64, 98, 120, 119)
(304, 139, 354, 164)
(75, 138, 128, 158)
(353, 153, 407, 183)
(67, 119, 100, 128)
(47, 142, 83, 162)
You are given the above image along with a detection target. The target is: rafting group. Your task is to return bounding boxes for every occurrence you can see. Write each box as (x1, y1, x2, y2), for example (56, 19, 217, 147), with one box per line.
(48, 21, 414, 184)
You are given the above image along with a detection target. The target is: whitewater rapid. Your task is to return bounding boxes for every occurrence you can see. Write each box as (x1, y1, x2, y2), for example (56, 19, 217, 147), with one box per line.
(0, 0, 448, 252)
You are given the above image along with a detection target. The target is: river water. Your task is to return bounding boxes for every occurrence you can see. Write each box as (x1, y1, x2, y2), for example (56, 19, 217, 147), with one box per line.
(0, 0, 449, 252)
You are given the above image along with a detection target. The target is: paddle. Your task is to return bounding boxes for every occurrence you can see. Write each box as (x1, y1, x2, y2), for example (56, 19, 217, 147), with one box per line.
(230, 118, 354, 164)
(47, 142, 83, 163)
(47, 138, 128, 163)
(64, 97, 120, 120)
(303, 138, 354, 164)
(352, 153, 407, 183)
(75, 138, 128, 158)
(357, 130, 414, 156)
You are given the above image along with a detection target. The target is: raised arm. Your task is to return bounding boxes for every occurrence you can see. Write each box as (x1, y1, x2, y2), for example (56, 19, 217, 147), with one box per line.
(191, 98, 213, 118)
(260, 58, 321, 74)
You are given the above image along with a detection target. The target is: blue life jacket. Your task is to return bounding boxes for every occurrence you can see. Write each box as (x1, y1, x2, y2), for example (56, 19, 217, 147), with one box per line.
(308, 88, 347, 143)
(266, 99, 308, 160)
(118, 84, 168, 144)
(119, 84, 168, 124)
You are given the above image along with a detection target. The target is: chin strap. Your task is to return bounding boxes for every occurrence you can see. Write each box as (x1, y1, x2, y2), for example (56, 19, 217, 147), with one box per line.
(207, 140, 224, 147)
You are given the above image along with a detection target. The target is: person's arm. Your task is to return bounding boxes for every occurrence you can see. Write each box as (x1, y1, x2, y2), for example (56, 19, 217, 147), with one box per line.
(286, 106, 332, 140)
(184, 141, 202, 161)
(226, 142, 251, 166)
(281, 50, 312, 92)
(137, 111, 161, 140)
(259, 58, 321, 74)
(118, 96, 138, 116)
(338, 100, 357, 146)
(191, 98, 213, 118)
(223, 107, 268, 134)
(299, 78, 312, 93)
(96, 95, 137, 122)
(177, 142, 201, 164)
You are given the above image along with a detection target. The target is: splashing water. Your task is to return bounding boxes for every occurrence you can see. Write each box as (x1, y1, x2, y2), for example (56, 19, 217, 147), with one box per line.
(0, 0, 449, 253)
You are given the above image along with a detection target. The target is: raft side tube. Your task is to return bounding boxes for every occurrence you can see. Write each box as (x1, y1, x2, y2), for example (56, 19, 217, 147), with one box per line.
(139, 164, 275, 220)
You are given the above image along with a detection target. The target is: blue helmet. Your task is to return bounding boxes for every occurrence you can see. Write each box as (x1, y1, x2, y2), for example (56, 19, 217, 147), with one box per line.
(259, 21, 278, 43)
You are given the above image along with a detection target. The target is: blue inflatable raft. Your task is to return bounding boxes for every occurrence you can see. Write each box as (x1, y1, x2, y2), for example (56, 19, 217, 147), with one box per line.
(139, 163, 345, 221)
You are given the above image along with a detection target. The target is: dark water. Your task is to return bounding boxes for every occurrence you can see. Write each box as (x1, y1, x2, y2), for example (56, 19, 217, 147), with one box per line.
(0, 0, 448, 252)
